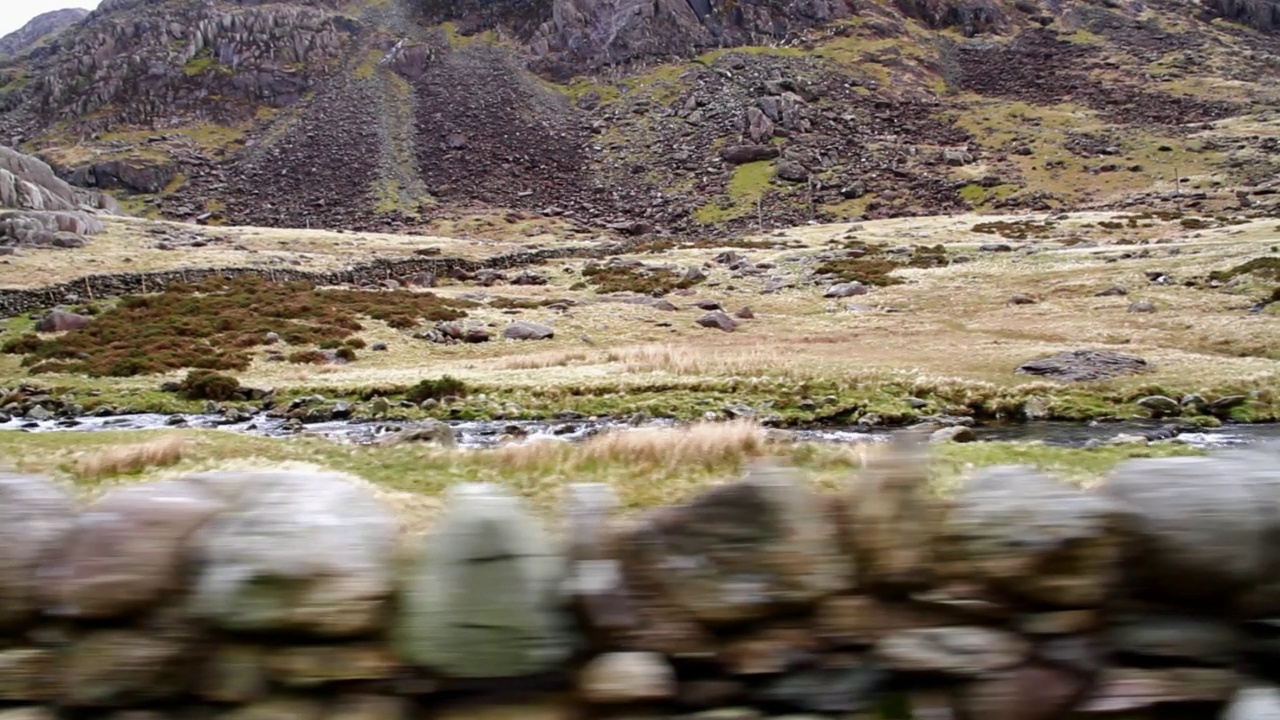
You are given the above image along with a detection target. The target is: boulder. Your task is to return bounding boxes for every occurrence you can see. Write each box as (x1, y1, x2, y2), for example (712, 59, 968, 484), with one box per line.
(696, 311, 739, 332)
(503, 321, 555, 341)
(43, 480, 226, 619)
(929, 426, 976, 443)
(374, 420, 456, 447)
(1101, 447, 1280, 614)
(0, 473, 75, 631)
(719, 145, 780, 164)
(189, 471, 398, 636)
(939, 465, 1121, 607)
(617, 460, 850, 625)
(774, 159, 809, 183)
(396, 483, 573, 677)
(824, 281, 868, 298)
(1014, 349, 1151, 382)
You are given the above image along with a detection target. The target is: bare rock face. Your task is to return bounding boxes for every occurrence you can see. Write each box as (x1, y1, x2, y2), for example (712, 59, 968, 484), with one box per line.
(1014, 349, 1151, 382)
(0, 146, 116, 213)
(0, 473, 75, 632)
(22, 2, 357, 131)
(430, 0, 854, 78)
(0, 8, 89, 59)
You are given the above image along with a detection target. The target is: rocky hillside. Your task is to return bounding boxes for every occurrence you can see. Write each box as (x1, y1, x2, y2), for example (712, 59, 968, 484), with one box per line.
(0, 0, 1278, 235)
(0, 8, 88, 60)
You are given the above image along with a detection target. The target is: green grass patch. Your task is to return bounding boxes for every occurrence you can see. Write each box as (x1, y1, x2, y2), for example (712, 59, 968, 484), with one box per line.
(694, 160, 775, 224)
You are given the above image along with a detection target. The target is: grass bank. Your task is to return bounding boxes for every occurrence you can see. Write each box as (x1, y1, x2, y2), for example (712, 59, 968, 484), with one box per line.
(0, 423, 1204, 532)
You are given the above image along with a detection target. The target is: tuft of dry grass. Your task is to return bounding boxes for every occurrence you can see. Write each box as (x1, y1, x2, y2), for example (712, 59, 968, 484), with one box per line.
(494, 419, 768, 473)
(75, 435, 193, 481)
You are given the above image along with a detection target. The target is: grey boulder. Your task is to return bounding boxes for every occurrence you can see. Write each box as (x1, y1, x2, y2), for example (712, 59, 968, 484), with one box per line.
(395, 482, 573, 677)
(189, 471, 398, 637)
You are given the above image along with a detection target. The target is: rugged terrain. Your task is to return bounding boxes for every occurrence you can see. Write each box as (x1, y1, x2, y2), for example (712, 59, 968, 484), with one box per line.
(0, 0, 1278, 235)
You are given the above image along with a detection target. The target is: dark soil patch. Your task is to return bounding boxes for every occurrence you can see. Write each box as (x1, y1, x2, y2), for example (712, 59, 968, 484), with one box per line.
(814, 243, 948, 286)
(1, 275, 473, 377)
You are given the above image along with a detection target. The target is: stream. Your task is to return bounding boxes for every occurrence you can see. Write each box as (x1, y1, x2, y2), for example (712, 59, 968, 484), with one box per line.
(1, 412, 1279, 450)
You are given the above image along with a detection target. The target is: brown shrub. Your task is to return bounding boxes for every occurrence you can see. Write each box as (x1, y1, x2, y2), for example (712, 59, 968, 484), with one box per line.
(4, 275, 472, 377)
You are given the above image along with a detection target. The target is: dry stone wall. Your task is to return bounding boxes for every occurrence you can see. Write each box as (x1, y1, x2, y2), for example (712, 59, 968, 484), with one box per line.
(0, 241, 623, 318)
(1, 434, 1279, 719)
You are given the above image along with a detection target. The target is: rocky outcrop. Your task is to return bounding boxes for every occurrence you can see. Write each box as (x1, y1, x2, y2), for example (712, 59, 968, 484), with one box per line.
(16, 0, 358, 131)
(0, 9, 89, 60)
(0, 144, 115, 248)
(1202, 0, 1280, 31)
(0, 442, 1276, 716)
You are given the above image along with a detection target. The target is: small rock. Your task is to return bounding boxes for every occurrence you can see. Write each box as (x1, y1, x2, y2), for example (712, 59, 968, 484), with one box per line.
(697, 311, 739, 332)
(929, 426, 976, 443)
(1006, 294, 1037, 305)
(1136, 395, 1180, 417)
(734, 306, 755, 319)
(370, 342, 388, 352)
(263, 332, 280, 345)
(1096, 285, 1129, 296)
(503, 322, 554, 341)
(1127, 300, 1157, 313)
(824, 282, 868, 298)
(980, 243, 1013, 252)
(579, 652, 676, 704)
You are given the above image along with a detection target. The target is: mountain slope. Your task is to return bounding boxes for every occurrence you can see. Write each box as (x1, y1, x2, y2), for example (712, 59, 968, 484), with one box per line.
(0, 8, 89, 60)
(0, 0, 1277, 235)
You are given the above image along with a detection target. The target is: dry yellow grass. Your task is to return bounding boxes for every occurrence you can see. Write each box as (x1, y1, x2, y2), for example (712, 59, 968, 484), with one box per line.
(74, 435, 192, 481)
(0, 216, 583, 289)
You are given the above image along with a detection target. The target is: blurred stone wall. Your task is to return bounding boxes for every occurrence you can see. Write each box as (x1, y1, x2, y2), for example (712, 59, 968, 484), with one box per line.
(1, 433, 1279, 719)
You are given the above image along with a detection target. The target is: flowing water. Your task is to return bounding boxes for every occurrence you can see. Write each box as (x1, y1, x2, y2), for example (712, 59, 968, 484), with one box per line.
(1, 412, 1279, 450)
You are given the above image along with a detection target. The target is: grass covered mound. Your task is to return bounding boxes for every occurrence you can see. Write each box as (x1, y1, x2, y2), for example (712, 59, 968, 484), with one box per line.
(1, 275, 474, 377)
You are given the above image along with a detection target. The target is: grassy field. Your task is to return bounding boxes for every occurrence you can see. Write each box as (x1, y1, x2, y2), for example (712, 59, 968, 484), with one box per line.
(0, 210, 1277, 425)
